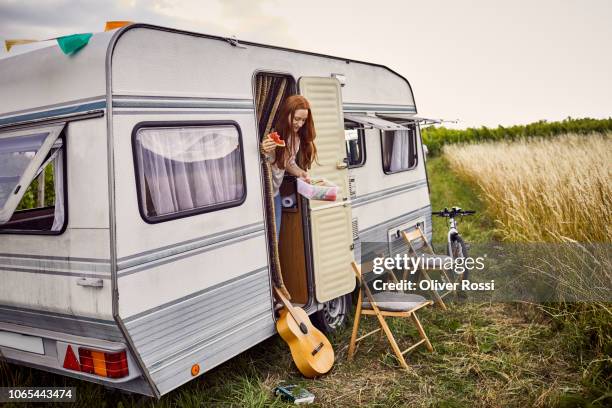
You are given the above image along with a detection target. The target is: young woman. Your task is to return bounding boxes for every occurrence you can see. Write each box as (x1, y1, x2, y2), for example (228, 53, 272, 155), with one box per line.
(260, 95, 318, 238)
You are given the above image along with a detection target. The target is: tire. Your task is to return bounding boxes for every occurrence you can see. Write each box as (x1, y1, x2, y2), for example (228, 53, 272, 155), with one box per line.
(312, 294, 352, 334)
(449, 234, 468, 258)
(449, 234, 470, 282)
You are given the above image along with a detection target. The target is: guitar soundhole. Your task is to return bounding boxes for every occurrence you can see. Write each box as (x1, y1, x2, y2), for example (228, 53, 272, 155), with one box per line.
(311, 342, 324, 356)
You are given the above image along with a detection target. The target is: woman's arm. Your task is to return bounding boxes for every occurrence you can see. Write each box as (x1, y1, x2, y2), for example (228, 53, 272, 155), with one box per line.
(260, 135, 278, 166)
(260, 135, 277, 156)
(286, 158, 310, 182)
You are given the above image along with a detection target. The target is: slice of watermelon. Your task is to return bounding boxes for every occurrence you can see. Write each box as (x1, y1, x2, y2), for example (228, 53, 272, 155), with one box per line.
(269, 132, 286, 147)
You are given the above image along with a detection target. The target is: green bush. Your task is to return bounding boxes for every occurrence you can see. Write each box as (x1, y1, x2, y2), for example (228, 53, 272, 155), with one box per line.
(422, 117, 612, 156)
(15, 164, 56, 211)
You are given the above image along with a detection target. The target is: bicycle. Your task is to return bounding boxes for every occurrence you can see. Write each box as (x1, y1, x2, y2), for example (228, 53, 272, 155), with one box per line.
(432, 207, 475, 282)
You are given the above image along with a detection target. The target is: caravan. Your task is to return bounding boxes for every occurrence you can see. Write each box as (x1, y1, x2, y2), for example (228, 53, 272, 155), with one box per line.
(0, 24, 432, 397)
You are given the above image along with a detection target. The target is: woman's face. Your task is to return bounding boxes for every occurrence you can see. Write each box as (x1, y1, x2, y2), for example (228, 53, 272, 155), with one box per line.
(290, 109, 309, 133)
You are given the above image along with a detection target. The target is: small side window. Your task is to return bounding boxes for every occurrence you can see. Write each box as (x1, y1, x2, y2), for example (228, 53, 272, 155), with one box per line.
(133, 122, 247, 223)
(0, 124, 66, 234)
(381, 124, 418, 174)
(345, 127, 366, 168)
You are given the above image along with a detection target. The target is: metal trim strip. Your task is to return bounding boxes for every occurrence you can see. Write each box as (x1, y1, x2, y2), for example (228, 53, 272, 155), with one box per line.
(123, 266, 269, 322)
(352, 180, 428, 208)
(0, 266, 110, 279)
(343, 103, 416, 113)
(117, 230, 265, 277)
(0, 96, 106, 119)
(112, 97, 254, 110)
(117, 221, 264, 269)
(358, 204, 432, 235)
(0, 255, 110, 271)
(0, 321, 124, 351)
(149, 312, 271, 374)
(113, 110, 254, 115)
(106, 27, 160, 398)
(0, 101, 106, 126)
(0, 304, 115, 324)
(0, 253, 109, 263)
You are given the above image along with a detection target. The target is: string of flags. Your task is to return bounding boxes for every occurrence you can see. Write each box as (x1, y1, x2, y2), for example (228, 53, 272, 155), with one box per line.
(4, 21, 132, 55)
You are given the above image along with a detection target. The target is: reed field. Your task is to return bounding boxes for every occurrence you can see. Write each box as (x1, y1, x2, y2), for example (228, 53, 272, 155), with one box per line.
(442, 133, 612, 243)
(443, 133, 612, 406)
(442, 134, 612, 306)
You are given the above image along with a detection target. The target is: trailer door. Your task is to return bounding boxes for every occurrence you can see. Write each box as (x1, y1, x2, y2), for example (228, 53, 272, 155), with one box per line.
(298, 77, 355, 302)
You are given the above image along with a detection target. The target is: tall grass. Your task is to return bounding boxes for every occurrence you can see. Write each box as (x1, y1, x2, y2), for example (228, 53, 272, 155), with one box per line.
(443, 133, 612, 404)
(443, 133, 611, 243)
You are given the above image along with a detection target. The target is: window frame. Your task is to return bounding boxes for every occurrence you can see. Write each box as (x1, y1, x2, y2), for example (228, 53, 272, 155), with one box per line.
(344, 126, 367, 169)
(0, 131, 68, 235)
(131, 120, 248, 224)
(379, 123, 419, 175)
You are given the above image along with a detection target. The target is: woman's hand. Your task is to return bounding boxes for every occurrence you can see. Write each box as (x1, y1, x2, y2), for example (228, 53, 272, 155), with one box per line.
(299, 171, 311, 184)
(260, 134, 277, 155)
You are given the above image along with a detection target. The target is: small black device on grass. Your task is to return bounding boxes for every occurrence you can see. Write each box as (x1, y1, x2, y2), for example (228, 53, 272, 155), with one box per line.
(273, 384, 315, 404)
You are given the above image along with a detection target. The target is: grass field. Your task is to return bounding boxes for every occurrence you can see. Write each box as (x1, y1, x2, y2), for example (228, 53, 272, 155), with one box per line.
(443, 133, 611, 243)
(1, 146, 609, 407)
(441, 134, 612, 408)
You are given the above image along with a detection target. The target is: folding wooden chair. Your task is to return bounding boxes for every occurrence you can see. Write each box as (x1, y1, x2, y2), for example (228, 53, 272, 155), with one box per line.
(348, 261, 433, 370)
(401, 226, 459, 310)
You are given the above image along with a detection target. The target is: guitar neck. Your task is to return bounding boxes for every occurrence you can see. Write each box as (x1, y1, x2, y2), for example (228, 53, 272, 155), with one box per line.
(273, 286, 307, 330)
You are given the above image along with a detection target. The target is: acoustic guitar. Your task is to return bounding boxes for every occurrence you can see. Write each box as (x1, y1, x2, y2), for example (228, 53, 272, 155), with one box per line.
(273, 286, 335, 378)
(260, 133, 334, 377)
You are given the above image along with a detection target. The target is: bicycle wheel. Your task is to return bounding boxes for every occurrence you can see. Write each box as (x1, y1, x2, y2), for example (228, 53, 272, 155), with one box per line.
(449, 235, 469, 281)
(450, 234, 468, 257)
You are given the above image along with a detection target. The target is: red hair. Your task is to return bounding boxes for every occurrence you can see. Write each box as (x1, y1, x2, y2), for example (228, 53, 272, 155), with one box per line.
(272, 95, 317, 170)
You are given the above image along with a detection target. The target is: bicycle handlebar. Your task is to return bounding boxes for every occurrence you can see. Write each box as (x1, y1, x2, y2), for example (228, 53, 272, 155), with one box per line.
(432, 207, 476, 217)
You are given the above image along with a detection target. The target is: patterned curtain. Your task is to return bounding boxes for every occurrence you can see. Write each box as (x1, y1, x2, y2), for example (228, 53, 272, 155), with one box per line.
(255, 75, 292, 139)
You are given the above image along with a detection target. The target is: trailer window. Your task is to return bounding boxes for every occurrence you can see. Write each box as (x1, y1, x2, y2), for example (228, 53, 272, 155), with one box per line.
(381, 125, 418, 173)
(345, 128, 366, 168)
(133, 122, 246, 223)
(0, 124, 66, 233)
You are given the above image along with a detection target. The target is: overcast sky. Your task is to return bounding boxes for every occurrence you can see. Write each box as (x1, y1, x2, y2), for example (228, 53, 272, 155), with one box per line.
(1, 0, 611, 128)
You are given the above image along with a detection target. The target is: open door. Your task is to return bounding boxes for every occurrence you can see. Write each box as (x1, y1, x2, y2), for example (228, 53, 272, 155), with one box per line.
(299, 77, 355, 302)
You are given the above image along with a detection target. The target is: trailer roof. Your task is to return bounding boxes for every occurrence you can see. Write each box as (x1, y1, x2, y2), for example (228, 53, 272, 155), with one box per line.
(0, 24, 415, 126)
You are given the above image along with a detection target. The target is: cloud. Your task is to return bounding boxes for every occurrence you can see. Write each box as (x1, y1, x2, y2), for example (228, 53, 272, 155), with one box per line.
(218, 0, 296, 46)
(0, 0, 219, 57)
(1, 0, 610, 127)
(145, 0, 298, 47)
(0, 1, 132, 37)
(0, 0, 298, 53)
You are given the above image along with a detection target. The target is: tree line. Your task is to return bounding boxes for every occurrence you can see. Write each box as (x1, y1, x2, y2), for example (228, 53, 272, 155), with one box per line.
(421, 117, 612, 156)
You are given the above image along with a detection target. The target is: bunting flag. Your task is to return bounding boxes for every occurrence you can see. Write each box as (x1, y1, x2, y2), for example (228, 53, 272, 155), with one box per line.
(104, 21, 132, 31)
(5, 39, 39, 52)
(4, 34, 91, 55)
(56, 33, 93, 55)
(4, 20, 131, 54)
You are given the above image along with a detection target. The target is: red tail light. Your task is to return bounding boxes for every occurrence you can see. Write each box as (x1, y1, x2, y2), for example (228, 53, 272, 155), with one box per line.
(78, 348, 95, 374)
(62, 345, 80, 371)
(105, 350, 129, 378)
(62, 345, 129, 378)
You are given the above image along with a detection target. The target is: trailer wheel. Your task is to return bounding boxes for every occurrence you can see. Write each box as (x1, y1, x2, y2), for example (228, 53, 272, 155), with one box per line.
(312, 294, 351, 334)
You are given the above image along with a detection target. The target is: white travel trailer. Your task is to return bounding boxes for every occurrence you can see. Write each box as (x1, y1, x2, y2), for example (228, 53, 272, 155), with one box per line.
(0, 24, 432, 397)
